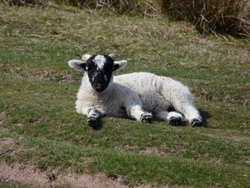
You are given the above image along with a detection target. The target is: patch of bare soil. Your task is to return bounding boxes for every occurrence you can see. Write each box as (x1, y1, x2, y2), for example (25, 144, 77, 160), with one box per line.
(0, 139, 173, 188)
(201, 133, 250, 142)
(0, 162, 174, 188)
(0, 112, 6, 126)
(0, 162, 126, 188)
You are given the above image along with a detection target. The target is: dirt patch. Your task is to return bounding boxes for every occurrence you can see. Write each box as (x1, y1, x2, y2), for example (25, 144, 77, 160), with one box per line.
(243, 91, 250, 105)
(0, 138, 26, 159)
(116, 145, 167, 156)
(0, 138, 16, 152)
(198, 132, 250, 142)
(0, 162, 173, 188)
(0, 138, 130, 188)
(0, 112, 6, 126)
(0, 138, 175, 187)
(139, 146, 166, 155)
(0, 162, 126, 188)
(0, 139, 170, 188)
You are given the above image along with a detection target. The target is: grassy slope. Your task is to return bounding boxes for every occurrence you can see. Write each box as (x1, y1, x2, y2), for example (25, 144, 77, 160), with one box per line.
(0, 3, 250, 187)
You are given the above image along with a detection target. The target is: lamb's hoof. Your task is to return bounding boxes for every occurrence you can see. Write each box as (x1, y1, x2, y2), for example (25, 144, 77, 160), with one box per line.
(169, 116, 182, 126)
(88, 118, 102, 130)
(191, 119, 203, 127)
(140, 113, 153, 123)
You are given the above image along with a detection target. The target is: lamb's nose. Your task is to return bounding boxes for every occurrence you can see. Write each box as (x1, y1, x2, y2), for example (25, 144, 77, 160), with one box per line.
(96, 83, 102, 89)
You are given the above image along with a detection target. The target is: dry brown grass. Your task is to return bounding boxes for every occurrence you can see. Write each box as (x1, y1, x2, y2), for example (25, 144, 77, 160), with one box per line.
(2, 0, 250, 36)
(162, 0, 250, 37)
(2, 0, 44, 6)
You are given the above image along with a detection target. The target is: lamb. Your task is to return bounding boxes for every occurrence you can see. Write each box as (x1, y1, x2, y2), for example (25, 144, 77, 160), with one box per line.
(68, 54, 203, 129)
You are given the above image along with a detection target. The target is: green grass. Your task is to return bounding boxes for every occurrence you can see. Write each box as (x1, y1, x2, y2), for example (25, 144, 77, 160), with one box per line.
(0, 2, 250, 187)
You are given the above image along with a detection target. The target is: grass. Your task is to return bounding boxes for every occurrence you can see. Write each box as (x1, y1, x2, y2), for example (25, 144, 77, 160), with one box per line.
(0, 2, 250, 187)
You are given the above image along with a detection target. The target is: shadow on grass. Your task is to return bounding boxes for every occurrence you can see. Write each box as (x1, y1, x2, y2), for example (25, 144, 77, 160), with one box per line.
(92, 109, 211, 131)
(199, 109, 211, 128)
(88, 119, 103, 131)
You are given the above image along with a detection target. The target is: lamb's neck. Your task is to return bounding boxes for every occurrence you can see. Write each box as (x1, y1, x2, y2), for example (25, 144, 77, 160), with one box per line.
(95, 84, 115, 97)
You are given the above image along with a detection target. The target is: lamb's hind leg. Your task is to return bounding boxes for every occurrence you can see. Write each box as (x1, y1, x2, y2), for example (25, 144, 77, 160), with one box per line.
(172, 99, 202, 127)
(158, 78, 202, 127)
(156, 111, 183, 126)
(183, 105, 202, 127)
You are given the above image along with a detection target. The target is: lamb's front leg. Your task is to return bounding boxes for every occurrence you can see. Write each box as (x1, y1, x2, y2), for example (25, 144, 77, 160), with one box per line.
(126, 105, 153, 123)
(82, 107, 105, 130)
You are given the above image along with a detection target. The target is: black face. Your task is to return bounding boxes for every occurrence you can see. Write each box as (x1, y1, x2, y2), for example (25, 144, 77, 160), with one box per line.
(85, 55, 116, 92)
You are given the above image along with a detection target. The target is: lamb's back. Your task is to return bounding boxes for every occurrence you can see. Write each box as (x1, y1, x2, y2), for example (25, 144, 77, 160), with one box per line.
(114, 72, 159, 92)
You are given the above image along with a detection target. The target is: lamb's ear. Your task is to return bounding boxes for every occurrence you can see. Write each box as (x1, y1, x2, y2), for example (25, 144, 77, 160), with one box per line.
(108, 54, 117, 60)
(68, 59, 87, 72)
(82, 54, 91, 61)
(113, 60, 127, 72)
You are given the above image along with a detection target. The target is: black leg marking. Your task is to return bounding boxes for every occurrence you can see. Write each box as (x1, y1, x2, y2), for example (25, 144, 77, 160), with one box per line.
(169, 116, 182, 126)
(140, 113, 153, 123)
(191, 118, 203, 127)
(87, 117, 102, 130)
(87, 108, 103, 130)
